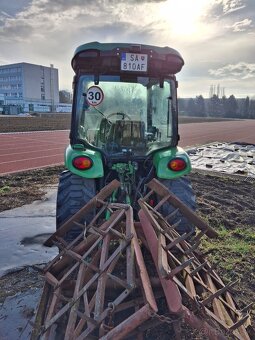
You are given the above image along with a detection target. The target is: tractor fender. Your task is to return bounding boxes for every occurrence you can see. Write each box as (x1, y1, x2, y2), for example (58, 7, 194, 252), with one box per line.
(153, 146, 191, 179)
(65, 144, 104, 178)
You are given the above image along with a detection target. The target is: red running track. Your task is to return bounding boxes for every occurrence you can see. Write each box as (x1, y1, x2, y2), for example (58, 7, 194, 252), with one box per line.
(179, 120, 255, 148)
(0, 120, 255, 175)
(0, 130, 69, 175)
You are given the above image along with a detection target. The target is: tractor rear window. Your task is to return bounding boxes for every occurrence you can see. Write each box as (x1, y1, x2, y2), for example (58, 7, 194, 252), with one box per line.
(75, 75, 176, 157)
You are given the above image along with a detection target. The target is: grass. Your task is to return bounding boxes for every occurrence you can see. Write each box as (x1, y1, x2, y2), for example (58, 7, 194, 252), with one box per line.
(0, 185, 10, 193)
(201, 224, 255, 275)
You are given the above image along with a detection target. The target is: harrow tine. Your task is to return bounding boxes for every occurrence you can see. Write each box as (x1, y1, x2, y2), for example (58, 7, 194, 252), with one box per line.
(87, 204, 109, 226)
(167, 258, 195, 279)
(164, 231, 194, 250)
(90, 226, 107, 237)
(184, 239, 201, 255)
(43, 233, 85, 273)
(107, 273, 131, 290)
(147, 179, 218, 238)
(95, 198, 110, 206)
(143, 189, 154, 201)
(52, 239, 66, 251)
(189, 261, 207, 277)
(201, 280, 238, 306)
(65, 249, 83, 262)
(81, 260, 101, 273)
(191, 229, 207, 243)
(160, 220, 181, 235)
(76, 310, 98, 326)
(165, 208, 180, 222)
(108, 227, 125, 239)
(154, 194, 171, 210)
(55, 235, 68, 247)
(73, 221, 86, 230)
(169, 219, 181, 230)
(229, 314, 251, 331)
(240, 303, 254, 314)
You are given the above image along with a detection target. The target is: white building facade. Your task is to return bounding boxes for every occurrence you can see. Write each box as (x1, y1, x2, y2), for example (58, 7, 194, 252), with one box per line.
(0, 63, 59, 113)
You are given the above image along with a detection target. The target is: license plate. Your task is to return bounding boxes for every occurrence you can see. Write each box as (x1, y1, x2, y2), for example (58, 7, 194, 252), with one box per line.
(121, 53, 148, 72)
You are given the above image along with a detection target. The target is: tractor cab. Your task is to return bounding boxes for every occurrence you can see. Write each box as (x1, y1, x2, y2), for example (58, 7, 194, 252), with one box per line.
(71, 42, 184, 161)
(59, 43, 192, 237)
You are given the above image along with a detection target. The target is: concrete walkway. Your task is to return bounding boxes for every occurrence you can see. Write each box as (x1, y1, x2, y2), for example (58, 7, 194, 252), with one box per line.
(0, 187, 58, 277)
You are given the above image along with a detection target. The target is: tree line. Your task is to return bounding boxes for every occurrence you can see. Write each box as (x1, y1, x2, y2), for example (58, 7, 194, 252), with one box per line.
(179, 95, 255, 119)
(60, 89, 255, 119)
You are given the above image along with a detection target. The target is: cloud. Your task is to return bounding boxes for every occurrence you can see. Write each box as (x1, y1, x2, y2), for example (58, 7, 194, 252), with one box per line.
(0, 11, 12, 18)
(0, 0, 166, 78)
(26, 0, 166, 14)
(0, 0, 165, 42)
(209, 62, 255, 79)
(205, 0, 251, 21)
(0, 0, 32, 16)
(0, 0, 254, 97)
(220, 0, 246, 14)
(227, 18, 253, 31)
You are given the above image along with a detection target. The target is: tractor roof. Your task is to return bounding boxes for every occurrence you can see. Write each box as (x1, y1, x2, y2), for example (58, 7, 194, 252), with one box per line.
(72, 41, 184, 77)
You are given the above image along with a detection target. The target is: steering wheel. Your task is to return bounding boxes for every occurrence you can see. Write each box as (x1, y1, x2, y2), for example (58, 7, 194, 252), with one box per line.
(106, 112, 131, 121)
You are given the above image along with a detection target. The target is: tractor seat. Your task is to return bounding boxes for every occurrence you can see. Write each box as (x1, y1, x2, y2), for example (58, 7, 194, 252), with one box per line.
(108, 120, 146, 147)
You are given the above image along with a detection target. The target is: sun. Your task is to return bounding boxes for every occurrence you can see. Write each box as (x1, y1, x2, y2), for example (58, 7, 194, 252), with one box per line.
(158, 0, 208, 38)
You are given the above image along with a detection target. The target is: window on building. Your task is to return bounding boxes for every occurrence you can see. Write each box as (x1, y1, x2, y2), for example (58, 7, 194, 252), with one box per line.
(0, 77, 9, 82)
(40, 67, 45, 77)
(41, 94, 45, 100)
(0, 85, 10, 89)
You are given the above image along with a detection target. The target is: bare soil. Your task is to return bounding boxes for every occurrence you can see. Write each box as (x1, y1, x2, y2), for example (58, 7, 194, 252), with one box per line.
(0, 167, 254, 336)
(0, 165, 64, 211)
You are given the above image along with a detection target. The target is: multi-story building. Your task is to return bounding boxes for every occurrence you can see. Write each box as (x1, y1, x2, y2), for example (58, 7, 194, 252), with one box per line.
(0, 63, 59, 113)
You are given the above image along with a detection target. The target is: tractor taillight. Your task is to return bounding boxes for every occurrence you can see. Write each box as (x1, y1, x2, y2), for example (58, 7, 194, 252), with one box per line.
(168, 158, 187, 172)
(72, 156, 93, 170)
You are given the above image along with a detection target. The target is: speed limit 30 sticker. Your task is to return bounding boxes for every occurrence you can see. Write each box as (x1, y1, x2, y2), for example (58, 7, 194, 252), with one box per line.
(86, 86, 104, 106)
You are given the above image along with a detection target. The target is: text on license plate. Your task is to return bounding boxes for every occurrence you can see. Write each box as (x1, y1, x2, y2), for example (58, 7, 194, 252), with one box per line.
(121, 53, 148, 72)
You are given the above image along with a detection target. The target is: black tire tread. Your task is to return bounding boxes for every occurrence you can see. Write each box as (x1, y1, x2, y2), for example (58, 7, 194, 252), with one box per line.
(56, 170, 96, 240)
(159, 176, 196, 234)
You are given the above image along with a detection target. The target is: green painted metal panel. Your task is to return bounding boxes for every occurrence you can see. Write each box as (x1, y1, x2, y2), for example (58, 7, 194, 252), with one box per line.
(65, 145, 104, 178)
(153, 147, 191, 179)
(73, 41, 183, 60)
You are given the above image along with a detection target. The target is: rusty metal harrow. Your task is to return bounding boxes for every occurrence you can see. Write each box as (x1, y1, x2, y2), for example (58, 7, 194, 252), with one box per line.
(32, 179, 253, 339)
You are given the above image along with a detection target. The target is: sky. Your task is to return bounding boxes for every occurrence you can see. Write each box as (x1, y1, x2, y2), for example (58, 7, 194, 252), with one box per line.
(0, 0, 254, 98)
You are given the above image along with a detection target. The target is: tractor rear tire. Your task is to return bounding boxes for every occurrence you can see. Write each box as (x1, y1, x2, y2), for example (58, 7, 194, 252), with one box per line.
(159, 176, 196, 235)
(56, 170, 96, 242)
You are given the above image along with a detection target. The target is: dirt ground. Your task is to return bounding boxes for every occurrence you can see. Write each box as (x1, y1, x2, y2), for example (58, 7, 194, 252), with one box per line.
(0, 166, 254, 337)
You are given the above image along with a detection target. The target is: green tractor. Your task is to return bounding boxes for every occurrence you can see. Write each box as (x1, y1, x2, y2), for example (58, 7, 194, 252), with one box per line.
(57, 42, 195, 239)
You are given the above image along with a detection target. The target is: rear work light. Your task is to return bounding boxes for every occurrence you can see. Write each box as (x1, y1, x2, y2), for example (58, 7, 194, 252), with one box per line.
(72, 156, 93, 170)
(168, 158, 187, 172)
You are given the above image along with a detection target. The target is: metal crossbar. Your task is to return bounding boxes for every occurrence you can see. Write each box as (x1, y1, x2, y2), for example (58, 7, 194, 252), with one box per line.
(32, 179, 253, 340)
(139, 181, 252, 340)
(32, 189, 157, 339)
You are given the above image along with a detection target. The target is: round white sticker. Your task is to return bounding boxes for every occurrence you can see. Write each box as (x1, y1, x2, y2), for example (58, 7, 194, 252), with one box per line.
(86, 86, 104, 106)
